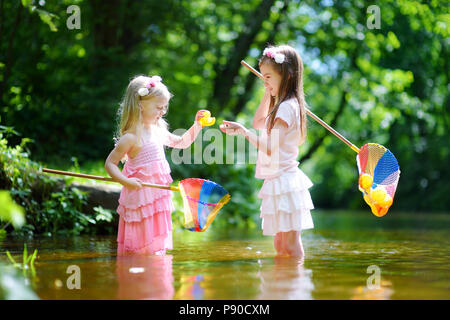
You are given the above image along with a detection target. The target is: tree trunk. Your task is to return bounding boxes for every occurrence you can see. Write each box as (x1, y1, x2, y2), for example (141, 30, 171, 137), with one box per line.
(230, 0, 290, 117)
(212, 0, 276, 111)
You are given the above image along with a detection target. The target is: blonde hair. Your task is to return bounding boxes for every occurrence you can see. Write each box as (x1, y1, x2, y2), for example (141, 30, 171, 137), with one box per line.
(115, 75, 172, 146)
(259, 45, 307, 145)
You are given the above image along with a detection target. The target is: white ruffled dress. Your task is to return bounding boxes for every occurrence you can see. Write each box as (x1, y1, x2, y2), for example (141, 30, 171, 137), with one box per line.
(255, 98, 314, 236)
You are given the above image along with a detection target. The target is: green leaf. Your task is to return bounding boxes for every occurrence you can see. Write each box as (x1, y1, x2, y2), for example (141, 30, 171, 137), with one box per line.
(21, 0, 33, 7)
(6, 251, 18, 267)
(23, 244, 27, 267)
(30, 249, 38, 266)
(36, 8, 59, 32)
(0, 191, 25, 229)
(93, 206, 113, 222)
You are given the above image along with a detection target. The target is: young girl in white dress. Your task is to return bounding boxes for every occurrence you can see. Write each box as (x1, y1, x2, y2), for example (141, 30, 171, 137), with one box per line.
(220, 45, 314, 258)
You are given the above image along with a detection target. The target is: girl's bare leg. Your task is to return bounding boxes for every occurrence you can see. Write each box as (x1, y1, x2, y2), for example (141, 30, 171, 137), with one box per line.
(285, 231, 304, 258)
(274, 232, 287, 256)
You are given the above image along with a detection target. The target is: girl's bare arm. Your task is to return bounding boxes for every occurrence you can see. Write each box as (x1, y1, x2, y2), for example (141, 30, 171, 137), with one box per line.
(164, 110, 206, 149)
(252, 90, 271, 129)
(104, 133, 142, 189)
(165, 121, 203, 149)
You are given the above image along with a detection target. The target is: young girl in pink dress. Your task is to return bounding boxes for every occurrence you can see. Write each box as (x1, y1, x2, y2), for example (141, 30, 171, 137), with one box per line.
(105, 75, 206, 255)
(220, 45, 314, 258)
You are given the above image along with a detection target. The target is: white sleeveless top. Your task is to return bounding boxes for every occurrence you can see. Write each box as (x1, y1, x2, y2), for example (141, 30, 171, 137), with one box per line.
(255, 98, 301, 179)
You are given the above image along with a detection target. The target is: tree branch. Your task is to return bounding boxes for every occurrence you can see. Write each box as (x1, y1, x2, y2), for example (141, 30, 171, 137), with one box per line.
(300, 88, 348, 162)
(212, 0, 276, 110)
(230, 0, 290, 117)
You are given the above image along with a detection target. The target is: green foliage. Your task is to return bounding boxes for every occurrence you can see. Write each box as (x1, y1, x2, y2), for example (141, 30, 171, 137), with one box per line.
(0, 128, 113, 236)
(92, 205, 113, 223)
(0, 190, 25, 230)
(5, 244, 38, 279)
(38, 186, 91, 235)
(90, 206, 116, 234)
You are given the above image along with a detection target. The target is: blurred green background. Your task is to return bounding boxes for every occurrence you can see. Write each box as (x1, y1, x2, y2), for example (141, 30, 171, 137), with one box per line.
(0, 0, 449, 236)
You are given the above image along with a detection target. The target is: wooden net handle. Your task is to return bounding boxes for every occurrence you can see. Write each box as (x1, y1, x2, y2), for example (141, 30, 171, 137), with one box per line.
(42, 168, 180, 192)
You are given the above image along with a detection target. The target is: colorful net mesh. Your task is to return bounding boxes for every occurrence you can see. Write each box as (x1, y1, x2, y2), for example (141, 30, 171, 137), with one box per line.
(356, 143, 400, 217)
(178, 178, 231, 232)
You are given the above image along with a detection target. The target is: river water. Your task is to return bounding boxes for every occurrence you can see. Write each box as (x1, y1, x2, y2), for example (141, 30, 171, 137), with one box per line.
(1, 210, 449, 299)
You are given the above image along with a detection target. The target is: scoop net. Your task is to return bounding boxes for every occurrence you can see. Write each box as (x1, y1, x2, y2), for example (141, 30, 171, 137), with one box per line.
(356, 143, 400, 217)
(178, 178, 231, 232)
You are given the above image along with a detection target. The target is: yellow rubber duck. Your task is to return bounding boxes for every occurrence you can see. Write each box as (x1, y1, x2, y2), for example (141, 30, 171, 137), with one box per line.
(199, 110, 216, 127)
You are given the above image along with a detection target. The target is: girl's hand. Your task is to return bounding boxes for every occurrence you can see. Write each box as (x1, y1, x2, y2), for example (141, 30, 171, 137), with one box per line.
(220, 120, 247, 136)
(124, 177, 143, 190)
(195, 109, 209, 123)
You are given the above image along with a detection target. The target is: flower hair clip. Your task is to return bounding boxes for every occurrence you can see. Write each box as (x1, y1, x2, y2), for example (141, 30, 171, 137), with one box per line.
(138, 75, 163, 96)
(263, 48, 285, 64)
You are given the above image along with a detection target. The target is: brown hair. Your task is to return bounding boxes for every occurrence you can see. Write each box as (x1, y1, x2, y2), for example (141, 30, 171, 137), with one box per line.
(259, 45, 307, 144)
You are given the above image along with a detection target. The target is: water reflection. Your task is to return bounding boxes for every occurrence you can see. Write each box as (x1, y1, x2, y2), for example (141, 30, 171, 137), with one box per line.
(116, 254, 174, 299)
(351, 280, 394, 300)
(114, 248, 315, 300)
(174, 274, 205, 299)
(257, 256, 314, 300)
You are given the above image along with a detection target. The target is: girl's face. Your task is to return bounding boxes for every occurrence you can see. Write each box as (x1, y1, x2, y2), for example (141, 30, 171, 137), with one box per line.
(260, 63, 282, 97)
(140, 96, 168, 125)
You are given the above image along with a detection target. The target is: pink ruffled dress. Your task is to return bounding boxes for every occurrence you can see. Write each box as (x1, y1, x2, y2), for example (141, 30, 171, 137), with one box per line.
(255, 98, 314, 236)
(116, 133, 175, 255)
